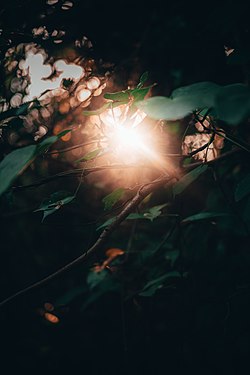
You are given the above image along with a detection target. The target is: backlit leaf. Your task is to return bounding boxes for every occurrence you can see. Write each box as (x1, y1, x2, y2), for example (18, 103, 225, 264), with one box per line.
(137, 71, 149, 88)
(76, 148, 103, 162)
(104, 91, 130, 102)
(102, 188, 125, 211)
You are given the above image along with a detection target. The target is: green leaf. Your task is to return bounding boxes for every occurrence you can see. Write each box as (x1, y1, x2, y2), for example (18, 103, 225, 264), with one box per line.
(87, 269, 108, 289)
(173, 164, 208, 196)
(37, 129, 72, 154)
(235, 173, 250, 201)
(136, 96, 195, 120)
(96, 217, 116, 231)
(104, 91, 130, 102)
(137, 82, 220, 121)
(0, 145, 37, 196)
(214, 84, 250, 125)
(131, 85, 152, 102)
(102, 188, 125, 211)
(0, 100, 40, 122)
(143, 203, 168, 222)
(137, 71, 149, 88)
(34, 192, 75, 222)
(75, 148, 103, 162)
(83, 102, 111, 116)
(139, 271, 181, 297)
(181, 212, 231, 224)
(172, 81, 220, 109)
(96, 204, 167, 230)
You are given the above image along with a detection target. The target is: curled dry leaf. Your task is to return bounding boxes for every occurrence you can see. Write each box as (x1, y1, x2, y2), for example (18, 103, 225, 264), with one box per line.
(61, 1, 73, 10)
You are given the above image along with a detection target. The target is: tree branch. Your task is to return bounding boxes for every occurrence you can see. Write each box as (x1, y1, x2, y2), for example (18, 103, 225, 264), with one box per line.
(183, 148, 243, 169)
(13, 164, 152, 190)
(0, 174, 175, 307)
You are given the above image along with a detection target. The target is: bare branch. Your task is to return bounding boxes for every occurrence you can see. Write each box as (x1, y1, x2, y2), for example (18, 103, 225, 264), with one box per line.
(46, 140, 102, 155)
(183, 148, 243, 169)
(0, 174, 175, 307)
(13, 164, 152, 190)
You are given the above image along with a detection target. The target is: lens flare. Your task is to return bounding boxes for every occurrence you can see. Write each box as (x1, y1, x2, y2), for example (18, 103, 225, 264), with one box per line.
(98, 106, 169, 173)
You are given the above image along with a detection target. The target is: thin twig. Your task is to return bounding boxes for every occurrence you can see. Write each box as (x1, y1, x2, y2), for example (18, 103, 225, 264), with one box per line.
(183, 148, 242, 169)
(46, 140, 103, 155)
(0, 174, 175, 307)
(12, 164, 152, 190)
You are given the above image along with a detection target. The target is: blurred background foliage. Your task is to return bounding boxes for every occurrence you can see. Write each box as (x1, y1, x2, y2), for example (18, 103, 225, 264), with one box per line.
(0, 0, 250, 374)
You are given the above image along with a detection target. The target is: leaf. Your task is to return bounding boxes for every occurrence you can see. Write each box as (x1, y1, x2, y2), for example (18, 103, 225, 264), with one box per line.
(214, 84, 250, 125)
(137, 71, 149, 88)
(102, 188, 125, 211)
(143, 203, 168, 222)
(104, 91, 130, 102)
(131, 85, 152, 102)
(37, 129, 72, 154)
(87, 269, 108, 289)
(96, 217, 116, 231)
(34, 192, 75, 222)
(172, 81, 220, 109)
(137, 82, 220, 121)
(173, 164, 208, 196)
(235, 173, 250, 201)
(0, 100, 40, 122)
(0, 145, 37, 196)
(139, 271, 181, 297)
(136, 96, 194, 120)
(83, 102, 111, 116)
(75, 148, 103, 162)
(181, 212, 231, 224)
(96, 204, 167, 230)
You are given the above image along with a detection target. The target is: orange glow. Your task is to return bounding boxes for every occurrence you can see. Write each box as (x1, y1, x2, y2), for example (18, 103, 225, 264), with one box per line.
(44, 312, 60, 324)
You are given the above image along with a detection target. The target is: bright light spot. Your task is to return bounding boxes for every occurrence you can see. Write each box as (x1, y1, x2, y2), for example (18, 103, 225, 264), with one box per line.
(86, 77, 100, 90)
(76, 86, 91, 102)
(99, 106, 168, 172)
(22, 52, 84, 101)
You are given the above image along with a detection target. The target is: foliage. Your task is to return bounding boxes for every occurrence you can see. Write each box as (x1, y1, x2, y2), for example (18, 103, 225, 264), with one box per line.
(1, 1, 250, 373)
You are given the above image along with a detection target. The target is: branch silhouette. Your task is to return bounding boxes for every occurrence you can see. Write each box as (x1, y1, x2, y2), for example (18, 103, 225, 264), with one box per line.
(0, 173, 175, 308)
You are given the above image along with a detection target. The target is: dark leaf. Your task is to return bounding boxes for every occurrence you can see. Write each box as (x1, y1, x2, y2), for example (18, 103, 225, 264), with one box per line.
(139, 271, 181, 297)
(182, 212, 231, 224)
(0, 145, 37, 196)
(214, 84, 250, 125)
(34, 192, 75, 222)
(235, 173, 250, 201)
(102, 188, 125, 211)
(173, 164, 208, 196)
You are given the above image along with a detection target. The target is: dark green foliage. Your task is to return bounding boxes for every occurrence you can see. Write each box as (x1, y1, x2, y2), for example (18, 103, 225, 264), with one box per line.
(0, 145, 37, 196)
(34, 192, 75, 222)
(102, 188, 125, 210)
(173, 165, 208, 196)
